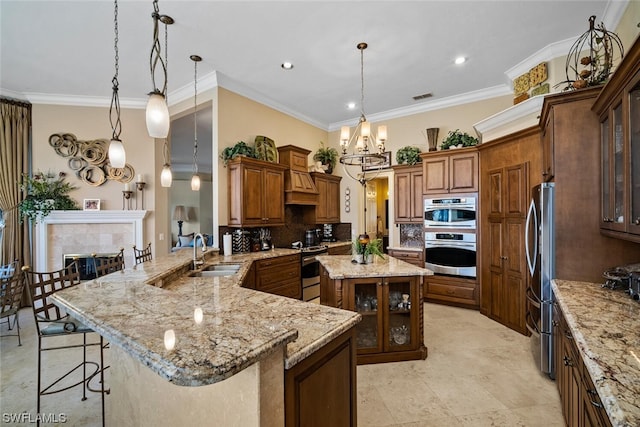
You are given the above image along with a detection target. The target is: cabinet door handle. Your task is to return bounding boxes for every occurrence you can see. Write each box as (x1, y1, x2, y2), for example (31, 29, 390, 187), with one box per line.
(564, 330, 573, 340)
(552, 320, 558, 327)
(563, 355, 573, 366)
(635, 217, 640, 225)
(587, 389, 603, 408)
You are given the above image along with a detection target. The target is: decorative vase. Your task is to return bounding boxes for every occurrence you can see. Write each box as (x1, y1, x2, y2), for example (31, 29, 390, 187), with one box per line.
(355, 254, 364, 264)
(426, 128, 439, 152)
(325, 163, 333, 174)
(366, 254, 374, 264)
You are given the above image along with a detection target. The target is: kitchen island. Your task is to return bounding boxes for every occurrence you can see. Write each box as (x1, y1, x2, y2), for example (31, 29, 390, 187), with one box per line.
(51, 248, 361, 427)
(552, 279, 640, 427)
(317, 255, 433, 364)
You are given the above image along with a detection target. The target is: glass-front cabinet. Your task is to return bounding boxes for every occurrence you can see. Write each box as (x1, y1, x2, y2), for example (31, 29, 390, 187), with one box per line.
(593, 36, 640, 242)
(345, 275, 425, 364)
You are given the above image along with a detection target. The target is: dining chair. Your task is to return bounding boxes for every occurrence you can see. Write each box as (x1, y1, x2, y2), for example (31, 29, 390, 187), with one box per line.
(92, 248, 125, 278)
(22, 262, 109, 427)
(0, 269, 25, 346)
(133, 242, 152, 265)
(0, 259, 17, 279)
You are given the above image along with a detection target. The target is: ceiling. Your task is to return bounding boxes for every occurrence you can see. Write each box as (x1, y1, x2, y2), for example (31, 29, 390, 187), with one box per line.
(1, 0, 621, 133)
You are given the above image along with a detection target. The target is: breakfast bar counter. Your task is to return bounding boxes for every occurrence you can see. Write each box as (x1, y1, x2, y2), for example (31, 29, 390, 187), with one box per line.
(51, 248, 361, 426)
(552, 279, 640, 427)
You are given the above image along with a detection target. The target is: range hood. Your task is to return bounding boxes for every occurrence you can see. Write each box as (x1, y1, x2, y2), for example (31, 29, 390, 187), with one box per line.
(277, 145, 319, 205)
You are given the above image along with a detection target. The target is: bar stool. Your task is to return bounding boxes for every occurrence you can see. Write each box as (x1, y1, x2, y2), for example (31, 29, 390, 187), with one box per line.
(0, 268, 24, 346)
(22, 262, 109, 427)
(92, 248, 125, 278)
(133, 243, 152, 265)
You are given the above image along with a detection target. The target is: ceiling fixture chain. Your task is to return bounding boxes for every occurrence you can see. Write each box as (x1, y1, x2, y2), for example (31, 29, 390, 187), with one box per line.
(190, 54, 202, 191)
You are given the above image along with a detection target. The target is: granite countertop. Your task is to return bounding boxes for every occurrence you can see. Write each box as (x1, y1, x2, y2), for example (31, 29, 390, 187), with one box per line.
(552, 279, 640, 427)
(51, 248, 361, 387)
(317, 254, 433, 279)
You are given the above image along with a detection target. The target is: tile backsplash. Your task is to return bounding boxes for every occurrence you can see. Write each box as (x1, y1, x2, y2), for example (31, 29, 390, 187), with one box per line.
(399, 224, 424, 248)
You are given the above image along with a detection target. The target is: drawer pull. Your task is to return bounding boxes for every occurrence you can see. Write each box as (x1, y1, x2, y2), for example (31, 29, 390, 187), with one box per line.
(587, 389, 603, 408)
(563, 355, 573, 367)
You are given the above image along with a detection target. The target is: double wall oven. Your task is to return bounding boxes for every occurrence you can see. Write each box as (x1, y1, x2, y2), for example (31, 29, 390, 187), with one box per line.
(424, 195, 477, 278)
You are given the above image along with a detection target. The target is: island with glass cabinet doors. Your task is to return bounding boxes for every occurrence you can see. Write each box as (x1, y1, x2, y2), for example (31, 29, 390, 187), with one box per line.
(317, 255, 432, 364)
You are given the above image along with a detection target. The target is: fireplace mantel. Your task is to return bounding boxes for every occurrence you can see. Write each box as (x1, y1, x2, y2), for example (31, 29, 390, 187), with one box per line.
(36, 210, 148, 271)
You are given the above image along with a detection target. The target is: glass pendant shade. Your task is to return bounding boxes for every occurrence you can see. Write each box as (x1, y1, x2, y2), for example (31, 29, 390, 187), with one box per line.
(160, 164, 173, 187)
(146, 92, 170, 138)
(108, 139, 126, 168)
(191, 174, 201, 191)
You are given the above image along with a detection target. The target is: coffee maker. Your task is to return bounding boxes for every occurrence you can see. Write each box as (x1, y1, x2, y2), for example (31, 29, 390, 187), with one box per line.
(304, 229, 320, 247)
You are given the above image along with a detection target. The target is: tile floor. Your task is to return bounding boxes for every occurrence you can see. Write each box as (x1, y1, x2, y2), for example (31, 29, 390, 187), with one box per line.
(0, 303, 564, 426)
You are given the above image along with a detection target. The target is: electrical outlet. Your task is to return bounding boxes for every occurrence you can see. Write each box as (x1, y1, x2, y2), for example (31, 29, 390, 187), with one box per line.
(159, 233, 164, 241)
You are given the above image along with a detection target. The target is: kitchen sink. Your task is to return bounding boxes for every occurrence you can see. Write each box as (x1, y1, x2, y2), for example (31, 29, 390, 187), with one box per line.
(188, 263, 241, 278)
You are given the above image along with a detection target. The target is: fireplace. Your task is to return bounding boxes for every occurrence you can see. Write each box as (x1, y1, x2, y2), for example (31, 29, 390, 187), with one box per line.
(36, 210, 148, 272)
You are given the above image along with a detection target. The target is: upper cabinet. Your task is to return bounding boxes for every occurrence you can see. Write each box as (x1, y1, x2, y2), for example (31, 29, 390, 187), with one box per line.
(593, 37, 640, 242)
(304, 172, 342, 224)
(420, 148, 478, 194)
(227, 156, 288, 227)
(392, 164, 423, 223)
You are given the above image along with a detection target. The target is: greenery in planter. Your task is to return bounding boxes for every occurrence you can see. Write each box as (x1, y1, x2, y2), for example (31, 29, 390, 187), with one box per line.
(396, 146, 422, 165)
(220, 141, 258, 166)
(18, 171, 79, 223)
(312, 141, 338, 174)
(363, 238, 385, 260)
(440, 129, 479, 150)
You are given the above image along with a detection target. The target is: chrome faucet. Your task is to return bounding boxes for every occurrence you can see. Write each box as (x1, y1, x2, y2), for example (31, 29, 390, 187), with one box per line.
(193, 233, 207, 269)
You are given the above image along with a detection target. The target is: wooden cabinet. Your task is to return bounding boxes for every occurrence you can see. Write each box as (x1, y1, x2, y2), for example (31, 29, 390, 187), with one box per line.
(593, 38, 640, 243)
(420, 148, 478, 194)
(554, 302, 612, 427)
(304, 173, 341, 224)
(478, 127, 540, 335)
(388, 248, 424, 267)
(328, 243, 351, 255)
(255, 254, 301, 299)
(228, 156, 288, 227)
(241, 262, 256, 290)
(541, 107, 555, 181)
(320, 268, 427, 364)
(540, 87, 640, 282)
(424, 274, 478, 309)
(285, 328, 357, 427)
(392, 164, 423, 223)
(343, 275, 426, 364)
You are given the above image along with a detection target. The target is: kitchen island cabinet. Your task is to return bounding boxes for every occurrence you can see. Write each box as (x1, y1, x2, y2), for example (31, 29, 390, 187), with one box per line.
(51, 249, 361, 427)
(317, 255, 431, 364)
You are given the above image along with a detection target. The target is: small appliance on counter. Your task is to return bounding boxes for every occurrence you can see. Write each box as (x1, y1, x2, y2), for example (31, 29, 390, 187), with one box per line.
(231, 229, 251, 253)
(603, 262, 640, 300)
(305, 229, 321, 247)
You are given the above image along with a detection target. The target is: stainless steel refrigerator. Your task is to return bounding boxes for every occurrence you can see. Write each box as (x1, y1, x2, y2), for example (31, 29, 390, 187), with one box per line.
(525, 182, 555, 378)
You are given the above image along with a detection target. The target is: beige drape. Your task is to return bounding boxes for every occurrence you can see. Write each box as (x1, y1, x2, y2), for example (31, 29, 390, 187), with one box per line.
(0, 98, 32, 293)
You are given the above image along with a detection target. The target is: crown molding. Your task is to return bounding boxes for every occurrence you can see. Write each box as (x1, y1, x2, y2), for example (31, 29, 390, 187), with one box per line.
(473, 95, 545, 143)
(17, 92, 146, 109)
(328, 85, 512, 132)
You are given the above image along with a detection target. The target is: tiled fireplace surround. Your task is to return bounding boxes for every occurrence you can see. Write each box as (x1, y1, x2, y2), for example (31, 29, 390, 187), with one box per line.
(36, 210, 148, 271)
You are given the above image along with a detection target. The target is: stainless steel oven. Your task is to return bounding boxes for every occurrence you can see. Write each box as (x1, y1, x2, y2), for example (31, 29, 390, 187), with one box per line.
(300, 245, 328, 303)
(425, 232, 476, 277)
(424, 196, 476, 228)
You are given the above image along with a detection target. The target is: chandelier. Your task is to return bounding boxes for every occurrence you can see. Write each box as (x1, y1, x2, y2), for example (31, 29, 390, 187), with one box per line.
(339, 42, 387, 182)
(190, 55, 202, 191)
(108, 0, 126, 169)
(339, 42, 388, 242)
(145, 0, 173, 138)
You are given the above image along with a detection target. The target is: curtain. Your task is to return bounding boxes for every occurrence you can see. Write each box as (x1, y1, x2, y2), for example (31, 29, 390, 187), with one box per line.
(0, 97, 32, 304)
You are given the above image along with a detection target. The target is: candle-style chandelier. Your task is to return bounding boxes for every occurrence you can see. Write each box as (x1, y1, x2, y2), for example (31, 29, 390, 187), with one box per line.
(339, 42, 388, 182)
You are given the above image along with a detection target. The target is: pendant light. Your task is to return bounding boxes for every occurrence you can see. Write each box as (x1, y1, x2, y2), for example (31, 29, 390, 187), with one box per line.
(159, 17, 173, 187)
(108, 0, 126, 169)
(190, 55, 202, 191)
(145, 0, 173, 138)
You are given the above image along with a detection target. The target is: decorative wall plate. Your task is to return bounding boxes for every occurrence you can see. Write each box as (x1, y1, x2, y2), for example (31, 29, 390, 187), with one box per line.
(529, 62, 548, 87)
(254, 135, 278, 163)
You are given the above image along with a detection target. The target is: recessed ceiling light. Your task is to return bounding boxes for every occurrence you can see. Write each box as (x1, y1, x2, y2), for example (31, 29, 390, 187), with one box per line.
(347, 102, 356, 110)
(281, 62, 294, 70)
(454, 56, 467, 65)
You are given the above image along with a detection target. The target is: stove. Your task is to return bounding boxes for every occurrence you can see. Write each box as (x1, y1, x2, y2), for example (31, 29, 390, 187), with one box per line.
(301, 245, 328, 254)
(602, 263, 640, 301)
(292, 243, 328, 303)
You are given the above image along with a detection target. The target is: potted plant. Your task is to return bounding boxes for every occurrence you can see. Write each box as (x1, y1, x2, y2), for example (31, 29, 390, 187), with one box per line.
(220, 141, 258, 166)
(312, 141, 338, 174)
(18, 171, 79, 223)
(396, 146, 422, 165)
(363, 238, 385, 263)
(440, 129, 479, 150)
